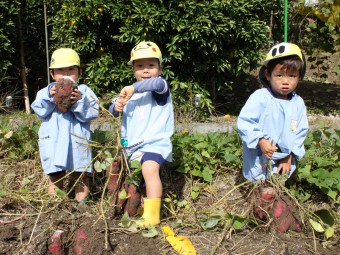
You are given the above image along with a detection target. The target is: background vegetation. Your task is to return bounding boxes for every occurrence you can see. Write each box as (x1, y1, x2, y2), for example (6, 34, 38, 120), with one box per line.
(0, 0, 339, 117)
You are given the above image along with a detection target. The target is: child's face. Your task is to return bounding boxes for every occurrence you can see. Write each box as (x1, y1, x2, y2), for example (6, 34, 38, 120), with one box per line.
(132, 58, 161, 81)
(50, 66, 80, 82)
(265, 64, 300, 99)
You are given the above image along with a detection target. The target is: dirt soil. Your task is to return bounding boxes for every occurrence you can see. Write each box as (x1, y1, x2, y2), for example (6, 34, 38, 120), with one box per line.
(1, 62, 339, 254)
(1, 161, 340, 255)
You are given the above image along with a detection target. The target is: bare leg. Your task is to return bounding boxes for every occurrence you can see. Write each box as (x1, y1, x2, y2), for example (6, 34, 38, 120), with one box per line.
(48, 171, 65, 195)
(71, 172, 90, 202)
(142, 160, 162, 198)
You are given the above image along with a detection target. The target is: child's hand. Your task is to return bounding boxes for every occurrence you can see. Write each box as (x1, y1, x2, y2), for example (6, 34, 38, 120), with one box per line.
(70, 88, 82, 104)
(258, 138, 278, 159)
(50, 86, 56, 96)
(114, 98, 125, 112)
(119, 85, 134, 102)
(277, 154, 293, 175)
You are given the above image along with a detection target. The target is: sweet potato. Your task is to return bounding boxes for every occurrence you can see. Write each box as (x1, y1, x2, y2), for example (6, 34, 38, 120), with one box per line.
(48, 230, 64, 255)
(273, 199, 303, 233)
(54, 76, 77, 112)
(106, 160, 120, 194)
(73, 228, 88, 255)
(124, 184, 141, 216)
(254, 191, 275, 221)
(273, 201, 291, 232)
(107, 160, 123, 218)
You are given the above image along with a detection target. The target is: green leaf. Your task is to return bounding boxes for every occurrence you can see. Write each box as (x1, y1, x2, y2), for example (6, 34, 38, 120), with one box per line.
(232, 216, 247, 230)
(101, 161, 110, 170)
(194, 142, 208, 150)
(131, 160, 142, 170)
(315, 157, 333, 167)
(298, 165, 311, 178)
(223, 153, 238, 163)
(104, 150, 113, 158)
(201, 216, 220, 230)
(94, 160, 102, 172)
(225, 213, 246, 230)
(309, 219, 325, 233)
(190, 168, 202, 177)
(320, 187, 337, 201)
(120, 212, 131, 227)
(142, 227, 158, 238)
(55, 188, 67, 199)
(0, 189, 6, 196)
(191, 185, 200, 199)
(325, 227, 334, 239)
(202, 167, 213, 182)
(118, 189, 128, 199)
(201, 150, 211, 158)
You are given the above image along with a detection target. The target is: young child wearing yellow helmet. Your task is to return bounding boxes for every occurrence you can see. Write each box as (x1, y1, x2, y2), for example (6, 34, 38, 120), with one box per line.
(31, 48, 99, 203)
(237, 42, 309, 182)
(109, 41, 174, 228)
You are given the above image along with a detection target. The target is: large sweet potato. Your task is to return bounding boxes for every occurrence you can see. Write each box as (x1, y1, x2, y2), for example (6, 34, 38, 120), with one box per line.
(106, 160, 120, 194)
(124, 184, 141, 216)
(273, 201, 291, 233)
(54, 76, 77, 112)
(272, 199, 303, 233)
(107, 160, 125, 217)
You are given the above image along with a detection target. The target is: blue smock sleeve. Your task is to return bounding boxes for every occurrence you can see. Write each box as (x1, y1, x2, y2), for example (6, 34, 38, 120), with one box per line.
(70, 85, 99, 123)
(237, 90, 270, 149)
(134, 77, 169, 106)
(133, 77, 168, 94)
(31, 83, 56, 118)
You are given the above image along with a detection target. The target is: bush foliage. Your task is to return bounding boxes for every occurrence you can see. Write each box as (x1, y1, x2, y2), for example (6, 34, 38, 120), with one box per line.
(47, 0, 273, 116)
(0, 0, 338, 115)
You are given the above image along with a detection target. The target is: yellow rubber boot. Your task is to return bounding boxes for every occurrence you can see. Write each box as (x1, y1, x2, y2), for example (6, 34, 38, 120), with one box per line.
(136, 198, 161, 228)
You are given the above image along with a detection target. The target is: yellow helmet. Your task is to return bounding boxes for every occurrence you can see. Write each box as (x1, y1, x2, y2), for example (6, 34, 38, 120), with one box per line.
(259, 42, 306, 86)
(49, 48, 80, 69)
(263, 42, 304, 66)
(128, 41, 162, 65)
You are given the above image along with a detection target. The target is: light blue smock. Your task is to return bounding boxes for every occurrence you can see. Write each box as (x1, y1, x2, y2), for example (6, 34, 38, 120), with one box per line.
(237, 88, 309, 182)
(31, 82, 99, 175)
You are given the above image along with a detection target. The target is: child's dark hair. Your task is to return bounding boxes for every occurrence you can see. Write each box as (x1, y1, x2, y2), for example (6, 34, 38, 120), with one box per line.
(266, 55, 303, 77)
(50, 66, 81, 76)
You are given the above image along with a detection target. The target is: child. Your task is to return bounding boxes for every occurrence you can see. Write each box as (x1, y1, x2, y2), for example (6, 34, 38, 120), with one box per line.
(237, 42, 309, 183)
(31, 48, 99, 202)
(109, 41, 174, 227)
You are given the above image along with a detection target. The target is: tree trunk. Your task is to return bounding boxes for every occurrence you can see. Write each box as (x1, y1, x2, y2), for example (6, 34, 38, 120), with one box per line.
(18, 9, 30, 114)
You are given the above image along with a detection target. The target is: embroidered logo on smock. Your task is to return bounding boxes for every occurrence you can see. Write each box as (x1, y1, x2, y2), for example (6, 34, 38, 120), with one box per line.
(290, 120, 297, 133)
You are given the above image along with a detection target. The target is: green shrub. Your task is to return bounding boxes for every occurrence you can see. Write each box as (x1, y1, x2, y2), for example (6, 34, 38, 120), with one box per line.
(48, 0, 273, 118)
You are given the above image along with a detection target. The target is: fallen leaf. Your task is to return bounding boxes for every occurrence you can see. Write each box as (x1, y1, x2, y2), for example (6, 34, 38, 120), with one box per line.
(162, 225, 196, 255)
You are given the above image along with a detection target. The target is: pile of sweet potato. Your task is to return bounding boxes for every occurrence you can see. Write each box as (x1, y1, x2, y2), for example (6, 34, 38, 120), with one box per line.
(106, 159, 141, 217)
(253, 187, 302, 233)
